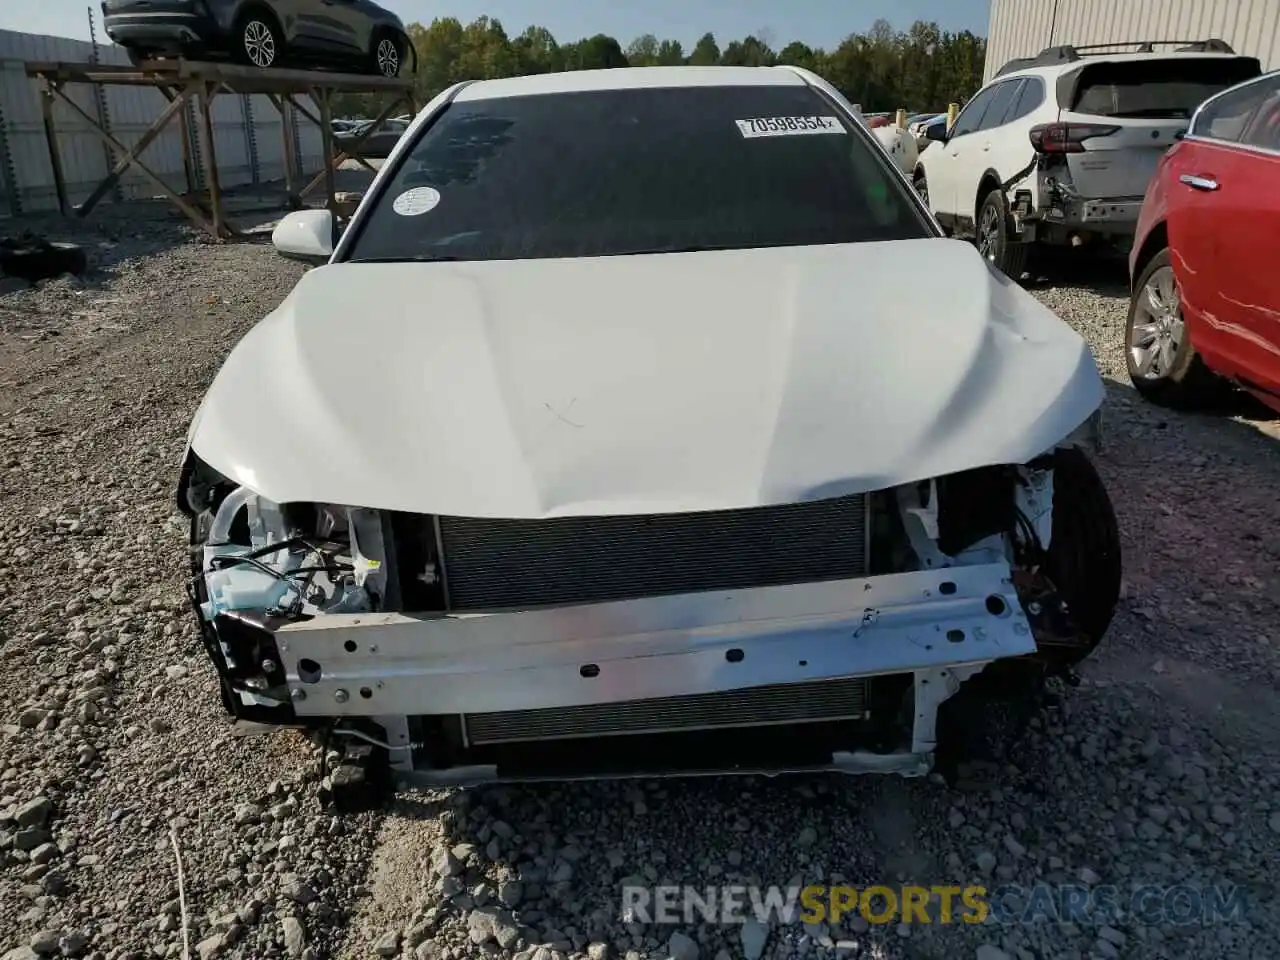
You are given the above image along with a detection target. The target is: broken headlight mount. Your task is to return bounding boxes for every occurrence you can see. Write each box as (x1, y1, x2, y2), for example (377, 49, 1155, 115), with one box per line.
(184, 578, 305, 726)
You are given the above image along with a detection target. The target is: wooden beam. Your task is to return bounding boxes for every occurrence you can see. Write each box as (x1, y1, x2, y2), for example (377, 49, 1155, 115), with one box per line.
(277, 95, 301, 208)
(198, 81, 225, 239)
(157, 85, 200, 195)
(281, 93, 321, 130)
(298, 95, 406, 200)
(23, 58, 417, 235)
(77, 84, 191, 217)
(25, 59, 413, 96)
(46, 81, 220, 239)
(315, 88, 338, 216)
(38, 81, 69, 216)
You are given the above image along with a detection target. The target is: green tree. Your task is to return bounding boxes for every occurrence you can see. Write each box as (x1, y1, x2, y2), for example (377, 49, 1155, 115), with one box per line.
(407, 17, 465, 99)
(457, 16, 517, 79)
(512, 25, 563, 74)
(688, 32, 720, 65)
(656, 39, 685, 65)
(777, 41, 819, 72)
(626, 33, 660, 66)
(385, 17, 986, 120)
(719, 35, 775, 67)
(561, 34, 628, 70)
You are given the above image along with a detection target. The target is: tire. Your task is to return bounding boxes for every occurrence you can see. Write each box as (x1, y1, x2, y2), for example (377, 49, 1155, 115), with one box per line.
(0, 237, 87, 283)
(234, 10, 282, 69)
(371, 31, 403, 78)
(975, 187, 1028, 279)
(1042, 445, 1122, 667)
(913, 171, 929, 208)
(1125, 247, 1227, 408)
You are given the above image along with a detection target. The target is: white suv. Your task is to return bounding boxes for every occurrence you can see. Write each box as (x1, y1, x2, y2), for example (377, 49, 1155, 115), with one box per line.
(913, 40, 1261, 276)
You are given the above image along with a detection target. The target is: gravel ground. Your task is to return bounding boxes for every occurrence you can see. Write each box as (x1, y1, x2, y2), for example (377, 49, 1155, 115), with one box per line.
(0, 220, 1276, 960)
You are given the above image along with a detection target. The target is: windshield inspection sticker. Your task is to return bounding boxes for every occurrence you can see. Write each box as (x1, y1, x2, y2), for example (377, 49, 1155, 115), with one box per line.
(392, 186, 441, 216)
(736, 116, 845, 138)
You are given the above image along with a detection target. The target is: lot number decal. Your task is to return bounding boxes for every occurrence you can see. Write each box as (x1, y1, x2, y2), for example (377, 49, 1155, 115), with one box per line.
(736, 116, 845, 138)
(392, 186, 441, 216)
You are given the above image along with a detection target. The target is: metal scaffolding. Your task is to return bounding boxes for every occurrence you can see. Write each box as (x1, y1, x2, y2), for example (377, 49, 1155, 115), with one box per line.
(24, 58, 416, 240)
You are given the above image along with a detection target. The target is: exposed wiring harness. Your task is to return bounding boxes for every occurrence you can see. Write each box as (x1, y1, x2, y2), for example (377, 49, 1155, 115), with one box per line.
(207, 549, 356, 581)
(1013, 505, 1046, 561)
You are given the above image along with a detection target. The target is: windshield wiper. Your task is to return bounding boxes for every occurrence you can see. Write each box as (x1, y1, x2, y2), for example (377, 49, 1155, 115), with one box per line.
(608, 242, 770, 256)
(346, 254, 471, 263)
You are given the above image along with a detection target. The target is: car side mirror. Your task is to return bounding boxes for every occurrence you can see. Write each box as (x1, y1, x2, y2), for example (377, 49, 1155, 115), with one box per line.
(925, 123, 949, 143)
(272, 209, 334, 264)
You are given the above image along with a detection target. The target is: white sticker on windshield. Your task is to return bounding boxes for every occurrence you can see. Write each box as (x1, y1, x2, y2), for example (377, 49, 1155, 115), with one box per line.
(392, 186, 441, 216)
(736, 116, 845, 138)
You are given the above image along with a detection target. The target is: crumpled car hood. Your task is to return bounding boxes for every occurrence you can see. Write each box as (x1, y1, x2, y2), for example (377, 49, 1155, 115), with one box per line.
(187, 238, 1103, 518)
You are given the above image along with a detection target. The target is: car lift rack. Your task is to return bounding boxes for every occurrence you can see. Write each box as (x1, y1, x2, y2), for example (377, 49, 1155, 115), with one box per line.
(24, 58, 417, 240)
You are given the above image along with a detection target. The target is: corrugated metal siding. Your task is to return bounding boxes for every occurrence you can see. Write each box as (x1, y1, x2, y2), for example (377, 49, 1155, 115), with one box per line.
(985, 0, 1280, 81)
(0, 28, 330, 215)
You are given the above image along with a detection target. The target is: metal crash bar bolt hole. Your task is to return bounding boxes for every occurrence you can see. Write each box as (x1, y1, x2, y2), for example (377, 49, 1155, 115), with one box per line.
(297, 658, 323, 684)
(724, 648, 806, 668)
(985, 595, 1010, 617)
(577, 648, 758, 677)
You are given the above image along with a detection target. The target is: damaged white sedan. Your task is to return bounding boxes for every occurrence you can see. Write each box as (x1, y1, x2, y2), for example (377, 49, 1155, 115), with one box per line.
(177, 65, 1121, 800)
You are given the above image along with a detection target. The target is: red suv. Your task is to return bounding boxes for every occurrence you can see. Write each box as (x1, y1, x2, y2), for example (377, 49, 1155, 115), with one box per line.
(1126, 70, 1280, 411)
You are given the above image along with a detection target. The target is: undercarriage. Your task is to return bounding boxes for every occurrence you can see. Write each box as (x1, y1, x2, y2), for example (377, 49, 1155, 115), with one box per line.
(177, 418, 1119, 804)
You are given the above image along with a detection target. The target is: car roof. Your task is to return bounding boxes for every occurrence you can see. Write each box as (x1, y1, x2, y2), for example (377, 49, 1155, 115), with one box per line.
(995, 50, 1246, 83)
(453, 66, 810, 102)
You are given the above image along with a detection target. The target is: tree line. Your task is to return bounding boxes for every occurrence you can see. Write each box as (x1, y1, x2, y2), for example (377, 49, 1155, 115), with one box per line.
(332, 17, 987, 118)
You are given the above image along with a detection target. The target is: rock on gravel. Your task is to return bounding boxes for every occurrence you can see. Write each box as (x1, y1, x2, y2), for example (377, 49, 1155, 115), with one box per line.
(281, 917, 307, 958)
(1, 226, 1278, 960)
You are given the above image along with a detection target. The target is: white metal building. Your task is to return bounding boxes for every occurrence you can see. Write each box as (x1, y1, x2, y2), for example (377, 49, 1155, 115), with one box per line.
(984, 0, 1280, 81)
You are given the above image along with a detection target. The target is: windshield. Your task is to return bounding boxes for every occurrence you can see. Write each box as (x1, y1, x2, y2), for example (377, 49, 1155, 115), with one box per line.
(342, 84, 932, 263)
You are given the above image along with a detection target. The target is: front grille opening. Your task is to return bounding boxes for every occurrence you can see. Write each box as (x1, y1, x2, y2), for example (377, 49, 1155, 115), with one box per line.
(436, 493, 869, 610)
(407, 675, 915, 778)
(473, 722, 865, 778)
(461, 677, 871, 745)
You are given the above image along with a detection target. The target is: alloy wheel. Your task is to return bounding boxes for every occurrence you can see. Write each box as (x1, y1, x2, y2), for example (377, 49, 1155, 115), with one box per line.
(1129, 264, 1184, 379)
(243, 20, 276, 68)
(377, 38, 400, 77)
(977, 204, 1000, 260)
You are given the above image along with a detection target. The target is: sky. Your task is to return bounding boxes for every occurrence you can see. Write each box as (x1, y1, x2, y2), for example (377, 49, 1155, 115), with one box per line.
(0, 0, 990, 50)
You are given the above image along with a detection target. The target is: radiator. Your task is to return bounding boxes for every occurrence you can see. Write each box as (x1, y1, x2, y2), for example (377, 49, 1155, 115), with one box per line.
(436, 493, 869, 610)
(461, 677, 870, 744)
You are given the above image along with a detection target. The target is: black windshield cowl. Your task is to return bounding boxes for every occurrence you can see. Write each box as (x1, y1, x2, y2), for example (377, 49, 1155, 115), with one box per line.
(346, 255, 471, 263)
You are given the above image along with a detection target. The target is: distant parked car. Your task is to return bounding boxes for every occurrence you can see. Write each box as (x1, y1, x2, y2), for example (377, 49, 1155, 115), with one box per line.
(103, 0, 411, 78)
(1126, 69, 1280, 411)
(873, 124, 919, 175)
(336, 117, 409, 158)
(914, 39, 1261, 276)
(912, 114, 948, 151)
